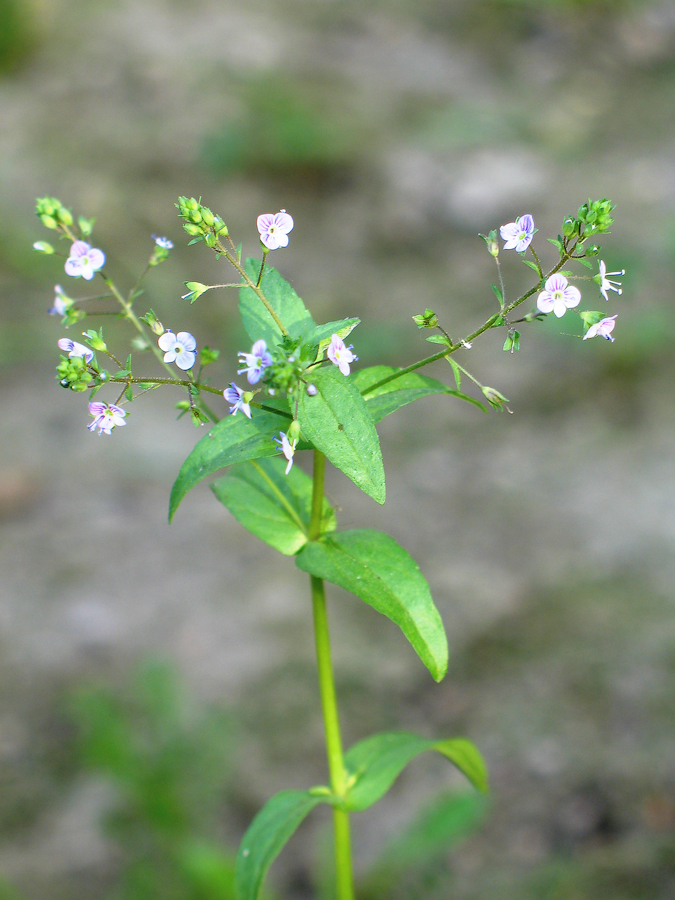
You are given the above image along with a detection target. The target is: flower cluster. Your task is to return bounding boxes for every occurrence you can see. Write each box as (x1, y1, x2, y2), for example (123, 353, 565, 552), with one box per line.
(499, 213, 625, 344)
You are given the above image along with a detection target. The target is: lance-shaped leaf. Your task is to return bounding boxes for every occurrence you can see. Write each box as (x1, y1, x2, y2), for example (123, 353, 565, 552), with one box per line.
(296, 529, 447, 681)
(169, 408, 289, 521)
(297, 368, 385, 504)
(343, 732, 488, 812)
(235, 789, 330, 900)
(353, 365, 486, 422)
(211, 457, 336, 555)
(239, 258, 315, 346)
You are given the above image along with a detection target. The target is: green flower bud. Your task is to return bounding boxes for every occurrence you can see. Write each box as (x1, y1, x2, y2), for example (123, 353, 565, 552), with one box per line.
(183, 223, 202, 236)
(288, 419, 302, 442)
(56, 207, 73, 226)
(33, 241, 54, 254)
(562, 217, 577, 238)
(40, 214, 59, 230)
(201, 207, 215, 227)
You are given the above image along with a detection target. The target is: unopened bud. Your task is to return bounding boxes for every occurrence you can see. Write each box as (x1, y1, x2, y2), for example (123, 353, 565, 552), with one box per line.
(288, 419, 302, 442)
(306, 383, 318, 396)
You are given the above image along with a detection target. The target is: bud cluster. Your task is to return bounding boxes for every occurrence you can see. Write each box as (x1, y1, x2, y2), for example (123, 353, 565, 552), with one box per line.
(36, 197, 73, 230)
(563, 198, 615, 243)
(175, 196, 228, 248)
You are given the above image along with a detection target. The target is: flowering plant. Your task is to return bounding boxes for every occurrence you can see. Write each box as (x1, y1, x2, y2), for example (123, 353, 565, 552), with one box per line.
(33, 193, 624, 900)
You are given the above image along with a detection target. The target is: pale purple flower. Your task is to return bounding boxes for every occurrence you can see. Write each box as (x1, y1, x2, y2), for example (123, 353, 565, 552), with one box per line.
(158, 330, 197, 370)
(87, 401, 127, 435)
(238, 339, 272, 385)
(537, 273, 582, 318)
(274, 431, 297, 474)
(49, 285, 71, 317)
(64, 241, 105, 280)
(327, 333, 358, 376)
(499, 214, 535, 252)
(597, 261, 625, 301)
(58, 337, 94, 363)
(583, 315, 618, 342)
(152, 235, 173, 249)
(223, 383, 251, 418)
(257, 210, 294, 250)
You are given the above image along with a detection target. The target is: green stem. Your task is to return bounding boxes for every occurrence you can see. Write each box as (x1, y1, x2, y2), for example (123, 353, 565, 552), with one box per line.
(309, 451, 355, 900)
(214, 240, 288, 337)
(361, 247, 576, 398)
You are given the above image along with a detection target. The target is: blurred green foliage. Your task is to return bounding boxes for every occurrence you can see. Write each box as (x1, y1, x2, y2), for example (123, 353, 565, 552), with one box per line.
(0, 0, 36, 74)
(201, 78, 362, 178)
(68, 661, 237, 900)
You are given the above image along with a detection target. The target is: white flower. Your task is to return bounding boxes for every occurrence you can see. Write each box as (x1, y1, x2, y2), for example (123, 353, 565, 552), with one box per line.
(152, 235, 173, 249)
(499, 214, 535, 252)
(257, 211, 294, 250)
(238, 339, 272, 385)
(583, 315, 618, 342)
(597, 261, 625, 302)
(87, 402, 127, 435)
(274, 431, 297, 474)
(64, 241, 105, 280)
(223, 383, 252, 418)
(158, 330, 197, 370)
(327, 334, 357, 376)
(58, 337, 94, 363)
(49, 285, 71, 317)
(537, 274, 581, 318)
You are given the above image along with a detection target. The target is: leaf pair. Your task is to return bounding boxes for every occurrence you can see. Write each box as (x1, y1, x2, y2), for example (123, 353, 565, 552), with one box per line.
(235, 731, 488, 900)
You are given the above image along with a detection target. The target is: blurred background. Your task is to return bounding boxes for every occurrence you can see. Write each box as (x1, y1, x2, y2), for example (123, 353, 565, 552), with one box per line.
(1, 0, 675, 897)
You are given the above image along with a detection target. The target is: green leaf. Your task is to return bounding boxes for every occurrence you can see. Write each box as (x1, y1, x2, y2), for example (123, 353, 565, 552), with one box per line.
(353, 366, 485, 421)
(211, 457, 336, 555)
(169, 409, 290, 521)
(425, 334, 451, 346)
(343, 732, 488, 812)
(235, 789, 328, 900)
(239, 258, 315, 346)
(296, 367, 385, 504)
(521, 259, 542, 275)
(296, 529, 447, 680)
(490, 282, 503, 304)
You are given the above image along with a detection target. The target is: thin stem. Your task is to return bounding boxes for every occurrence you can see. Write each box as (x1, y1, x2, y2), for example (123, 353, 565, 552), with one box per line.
(213, 239, 288, 336)
(361, 246, 577, 399)
(309, 451, 355, 900)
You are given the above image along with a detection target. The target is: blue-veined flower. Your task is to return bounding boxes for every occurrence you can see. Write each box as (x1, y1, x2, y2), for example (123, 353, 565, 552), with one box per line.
(327, 333, 358, 376)
(583, 315, 617, 342)
(152, 235, 173, 249)
(49, 285, 72, 317)
(274, 431, 297, 474)
(64, 241, 105, 280)
(499, 214, 535, 252)
(58, 337, 94, 363)
(596, 261, 625, 301)
(223, 383, 252, 418)
(87, 401, 127, 435)
(158, 330, 197, 370)
(257, 210, 294, 250)
(238, 339, 272, 385)
(537, 273, 581, 318)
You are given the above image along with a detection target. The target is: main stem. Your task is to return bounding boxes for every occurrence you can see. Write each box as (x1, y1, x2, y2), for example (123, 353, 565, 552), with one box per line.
(309, 451, 355, 900)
